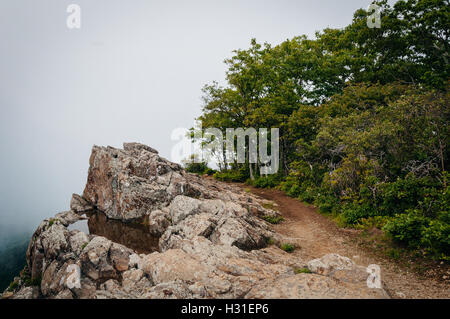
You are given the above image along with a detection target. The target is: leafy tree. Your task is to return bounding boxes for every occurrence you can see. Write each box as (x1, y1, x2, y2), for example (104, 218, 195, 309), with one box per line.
(193, 0, 450, 258)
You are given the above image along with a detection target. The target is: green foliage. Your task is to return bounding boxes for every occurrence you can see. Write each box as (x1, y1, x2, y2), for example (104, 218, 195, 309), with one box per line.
(280, 243, 295, 253)
(386, 248, 402, 260)
(247, 174, 283, 188)
(0, 232, 30, 292)
(185, 162, 209, 174)
(8, 281, 18, 291)
(204, 168, 216, 176)
(30, 276, 41, 287)
(340, 202, 378, 225)
(183, 157, 217, 176)
(213, 166, 249, 182)
(383, 212, 429, 248)
(194, 0, 449, 259)
(262, 215, 284, 225)
(313, 191, 340, 215)
(21, 270, 32, 287)
(261, 202, 276, 210)
(280, 164, 323, 202)
(18, 267, 41, 288)
(355, 216, 392, 230)
(294, 267, 312, 274)
(383, 210, 450, 257)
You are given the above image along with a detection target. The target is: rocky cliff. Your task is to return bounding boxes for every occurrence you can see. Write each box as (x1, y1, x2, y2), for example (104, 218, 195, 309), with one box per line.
(2, 143, 389, 299)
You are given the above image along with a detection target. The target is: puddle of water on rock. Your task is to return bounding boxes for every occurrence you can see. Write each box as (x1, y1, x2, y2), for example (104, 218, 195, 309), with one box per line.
(68, 211, 160, 254)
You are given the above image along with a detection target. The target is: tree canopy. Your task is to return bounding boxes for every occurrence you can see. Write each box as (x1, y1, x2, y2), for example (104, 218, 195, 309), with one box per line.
(192, 0, 449, 259)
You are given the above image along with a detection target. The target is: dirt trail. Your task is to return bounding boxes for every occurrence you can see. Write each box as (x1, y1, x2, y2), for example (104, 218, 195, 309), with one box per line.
(238, 184, 450, 299)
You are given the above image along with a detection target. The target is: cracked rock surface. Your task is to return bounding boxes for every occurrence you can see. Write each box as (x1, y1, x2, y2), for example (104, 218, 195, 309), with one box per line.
(3, 143, 389, 299)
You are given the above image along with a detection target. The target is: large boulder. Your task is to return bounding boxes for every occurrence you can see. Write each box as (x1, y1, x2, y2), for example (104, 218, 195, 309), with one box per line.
(82, 144, 189, 221)
(81, 143, 278, 222)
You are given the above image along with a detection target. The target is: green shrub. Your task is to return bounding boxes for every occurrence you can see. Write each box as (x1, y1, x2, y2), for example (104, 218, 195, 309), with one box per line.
(341, 202, 377, 225)
(355, 216, 392, 230)
(185, 161, 210, 175)
(204, 168, 216, 176)
(262, 202, 276, 210)
(8, 281, 18, 291)
(213, 170, 247, 182)
(383, 212, 429, 249)
(420, 220, 450, 257)
(248, 174, 283, 188)
(280, 243, 295, 253)
(22, 274, 32, 287)
(280, 177, 301, 197)
(262, 215, 284, 224)
(376, 175, 438, 217)
(297, 186, 318, 204)
(314, 191, 340, 215)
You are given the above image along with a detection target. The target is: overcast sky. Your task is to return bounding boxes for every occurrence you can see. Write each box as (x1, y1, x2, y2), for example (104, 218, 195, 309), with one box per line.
(0, 0, 395, 229)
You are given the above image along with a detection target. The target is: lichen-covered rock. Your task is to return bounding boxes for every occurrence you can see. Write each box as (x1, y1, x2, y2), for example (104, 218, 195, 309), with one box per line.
(54, 289, 74, 299)
(209, 217, 267, 250)
(70, 194, 94, 214)
(140, 249, 212, 284)
(82, 144, 187, 221)
(147, 209, 171, 236)
(55, 210, 83, 226)
(40, 223, 70, 259)
(110, 243, 133, 272)
(68, 231, 90, 256)
(80, 236, 117, 282)
(307, 253, 355, 276)
(143, 280, 192, 299)
(11, 287, 37, 299)
(168, 195, 201, 223)
(307, 253, 384, 287)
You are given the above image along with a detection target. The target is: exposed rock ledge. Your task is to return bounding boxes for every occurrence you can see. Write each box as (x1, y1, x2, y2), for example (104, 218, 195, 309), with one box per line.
(2, 143, 389, 299)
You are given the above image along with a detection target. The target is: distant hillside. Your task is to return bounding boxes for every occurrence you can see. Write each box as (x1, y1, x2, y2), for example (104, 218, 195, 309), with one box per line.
(0, 229, 31, 292)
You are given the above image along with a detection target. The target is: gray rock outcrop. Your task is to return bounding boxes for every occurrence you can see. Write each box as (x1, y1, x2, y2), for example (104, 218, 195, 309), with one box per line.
(3, 143, 389, 299)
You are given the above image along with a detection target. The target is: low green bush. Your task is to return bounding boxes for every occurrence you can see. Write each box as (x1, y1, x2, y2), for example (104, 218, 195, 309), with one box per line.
(262, 215, 284, 224)
(213, 170, 247, 182)
(247, 174, 283, 188)
(383, 210, 450, 258)
(382, 212, 428, 248)
(204, 168, 216, 176)
(280, 243, 295, 253)
(355, 216, 392, 230)
(185, 161, 209, 174)
(8, 281, 18, 291)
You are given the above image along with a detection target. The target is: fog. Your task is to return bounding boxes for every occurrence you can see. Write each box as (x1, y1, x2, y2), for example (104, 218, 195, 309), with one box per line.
(0, 0, 388, 232)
